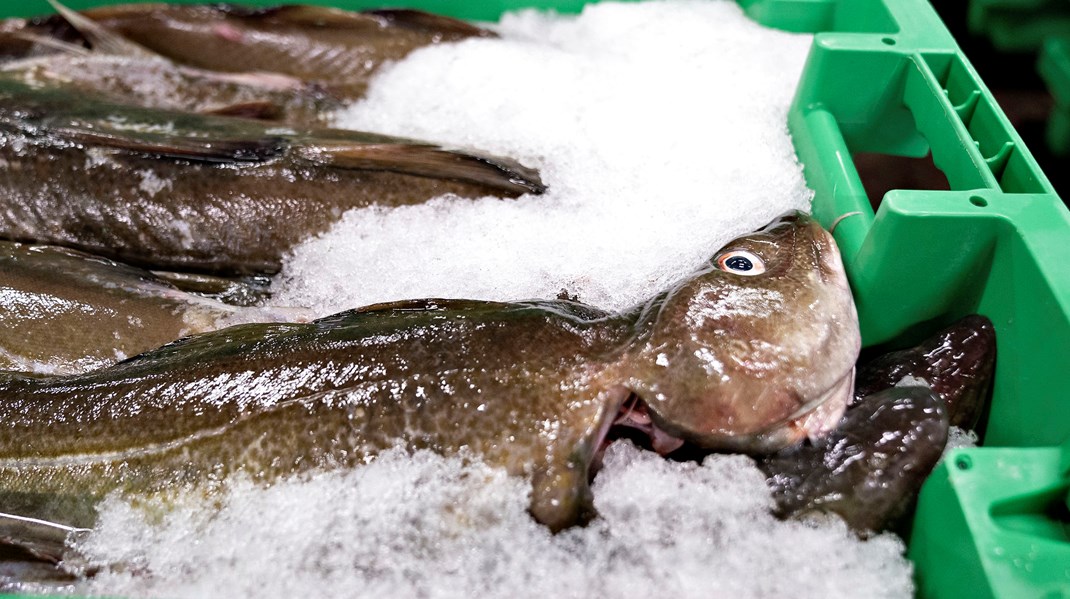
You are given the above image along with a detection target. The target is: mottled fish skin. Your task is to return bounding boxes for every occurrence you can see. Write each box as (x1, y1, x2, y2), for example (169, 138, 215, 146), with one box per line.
(853, 314, 995, 429)
(22, 3, 493, 101)
(0, 213, 857, 532)
(0, 240, 313, 376)
(0, 77, 544, 275)
(759, 384, 949, 534)
(760, 314, 997, 533)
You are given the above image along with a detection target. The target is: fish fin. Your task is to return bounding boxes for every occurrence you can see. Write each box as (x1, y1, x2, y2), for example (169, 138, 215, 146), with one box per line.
(364, 9, 495, 38)
(201, 100, 283, 121)
(311, 299, 509, 327)
(298, 142, 546, 195)
(7, 31, 90, 56)
(529, 462, 596, 533)
(45, 0, 156, 58)
(48, 120, 286, 164)
(0, 512, 88, 564)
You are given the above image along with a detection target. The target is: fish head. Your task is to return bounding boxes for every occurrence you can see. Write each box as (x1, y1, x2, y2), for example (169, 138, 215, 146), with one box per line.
(624, 211, 860, 454)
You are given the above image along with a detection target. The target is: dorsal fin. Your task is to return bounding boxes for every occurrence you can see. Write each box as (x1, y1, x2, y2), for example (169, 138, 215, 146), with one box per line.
(298, 143, 546, 196)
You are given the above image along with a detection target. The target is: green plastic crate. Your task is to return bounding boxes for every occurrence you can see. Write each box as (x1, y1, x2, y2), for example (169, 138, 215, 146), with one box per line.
(4, 0, 1070, 597)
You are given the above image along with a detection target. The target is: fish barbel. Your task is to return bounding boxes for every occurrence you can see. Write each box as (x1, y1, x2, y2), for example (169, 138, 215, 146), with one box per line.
(0, 213, 858, 536)
(0, 240, 313, 376)
(0, 76, 544, 275)
(19, 3, 494, 102)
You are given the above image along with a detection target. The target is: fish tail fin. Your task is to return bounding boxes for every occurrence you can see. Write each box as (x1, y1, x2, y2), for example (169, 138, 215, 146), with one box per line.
(298, 142, 547, 196)
(45, 0, 156, 58)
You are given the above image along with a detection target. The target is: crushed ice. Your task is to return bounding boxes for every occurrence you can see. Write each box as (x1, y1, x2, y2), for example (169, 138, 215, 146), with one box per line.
(62, 2, 914, 597)
(76, 444, 913, 599)
(273, 0, 815, 314)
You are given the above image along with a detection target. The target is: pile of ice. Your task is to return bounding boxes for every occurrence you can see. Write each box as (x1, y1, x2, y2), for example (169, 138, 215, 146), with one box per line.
(78, 444, 913, 599)
(70, 2, 916, 597)
(273, 0, 815, 314)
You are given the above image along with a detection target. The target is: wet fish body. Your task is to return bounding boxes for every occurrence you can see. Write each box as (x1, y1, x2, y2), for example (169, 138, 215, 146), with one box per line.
(0, 213, 859, 534)
(0, 77, 544, 275)
(0, 240, 311, 375)
(21, 3, 493, 102)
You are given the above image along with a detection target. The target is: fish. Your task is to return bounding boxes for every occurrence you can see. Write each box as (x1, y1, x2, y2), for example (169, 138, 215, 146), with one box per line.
(0, 240, 314, 376)
(0, 76, 544, 275)
(1, 2, 342, 125)
(0, 212, 858, 548)
(18, 3, 493, 102)
(853, 314, 995, 429)
(759, 314, 997, 533)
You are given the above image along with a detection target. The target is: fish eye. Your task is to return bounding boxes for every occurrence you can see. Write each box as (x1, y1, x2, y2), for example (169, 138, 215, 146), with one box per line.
(715, 250, 765, 276)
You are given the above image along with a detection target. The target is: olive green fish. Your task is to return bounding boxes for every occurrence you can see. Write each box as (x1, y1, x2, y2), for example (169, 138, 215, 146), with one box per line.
(21, 3, 493, 102)
(0, 240, 313, 376)
(0, 76, 544, 275)
(0, 213, 858, 546)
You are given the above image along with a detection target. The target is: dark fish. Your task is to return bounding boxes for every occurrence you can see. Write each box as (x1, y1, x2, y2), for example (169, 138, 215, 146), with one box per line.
(0, 76, 544, 275)
(853, 314, 996, 428)
(760, 314, 997, 533)
(0, 240, 313, 375)
(0, 213, 858, 541)
(21, 3, 493, 102)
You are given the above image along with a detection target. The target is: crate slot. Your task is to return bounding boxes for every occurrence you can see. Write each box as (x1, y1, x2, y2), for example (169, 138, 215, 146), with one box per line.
(951, 90, 981, 122)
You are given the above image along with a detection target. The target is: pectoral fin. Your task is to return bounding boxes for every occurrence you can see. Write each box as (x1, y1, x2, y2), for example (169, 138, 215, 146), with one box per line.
(530, 461, 596, 533)
(298, 143, 546, 195)
(0, 511, 87, 564)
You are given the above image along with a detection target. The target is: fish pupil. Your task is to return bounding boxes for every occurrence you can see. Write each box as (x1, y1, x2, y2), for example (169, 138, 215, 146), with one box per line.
(725, 256, 752, 271)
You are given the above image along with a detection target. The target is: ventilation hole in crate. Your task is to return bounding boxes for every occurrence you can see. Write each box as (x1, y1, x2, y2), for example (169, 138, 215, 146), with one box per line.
(954, 455, 973, 471)
(852, 151, 951, 211)
(881, 37, 896, 46)
(970, 195, 988, 207)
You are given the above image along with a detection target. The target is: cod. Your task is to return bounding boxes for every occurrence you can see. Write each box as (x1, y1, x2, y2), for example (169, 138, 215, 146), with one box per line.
(0, 213, 859, 557)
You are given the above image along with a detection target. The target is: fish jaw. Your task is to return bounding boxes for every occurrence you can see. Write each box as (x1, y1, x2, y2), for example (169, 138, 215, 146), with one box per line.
(623, 212, 861, 454)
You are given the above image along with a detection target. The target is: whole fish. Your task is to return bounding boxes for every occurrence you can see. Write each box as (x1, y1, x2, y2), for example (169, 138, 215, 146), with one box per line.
(0, 76, 544, 275)
(0, 240, 313, 375)
(1, 3, 341, 125)
(0, 213, 858, 545)
(21, 3, 493, 102)
(759, 314, 997, 533)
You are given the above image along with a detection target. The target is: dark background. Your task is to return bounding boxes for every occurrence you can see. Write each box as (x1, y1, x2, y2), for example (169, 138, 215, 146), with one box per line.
(854, 0, 1068, 208)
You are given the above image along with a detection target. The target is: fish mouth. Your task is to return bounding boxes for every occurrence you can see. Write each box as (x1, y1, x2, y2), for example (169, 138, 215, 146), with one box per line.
(591, 367, 855, 470)
(591, 393, 687, 473)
